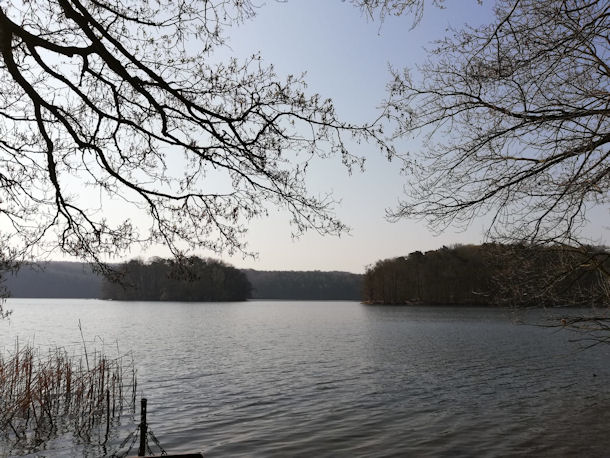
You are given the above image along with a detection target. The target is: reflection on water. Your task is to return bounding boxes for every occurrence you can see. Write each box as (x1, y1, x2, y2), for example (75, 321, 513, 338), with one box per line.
(1, 300, 610, 457)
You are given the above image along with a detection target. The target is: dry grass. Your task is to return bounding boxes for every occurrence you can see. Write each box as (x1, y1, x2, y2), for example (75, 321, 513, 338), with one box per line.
(0, 339, 136, 452)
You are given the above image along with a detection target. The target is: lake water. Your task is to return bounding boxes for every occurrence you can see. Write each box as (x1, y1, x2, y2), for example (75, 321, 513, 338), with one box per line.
(1, 299, 610, 457)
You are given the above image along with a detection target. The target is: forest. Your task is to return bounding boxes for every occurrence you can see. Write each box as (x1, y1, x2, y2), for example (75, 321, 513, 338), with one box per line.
(3, 261, 363, 300)
(363, 244, 610, 307)
(101, 257, 252, 301)
(245, 270, 362, 300)
(5, 245, 609, 306)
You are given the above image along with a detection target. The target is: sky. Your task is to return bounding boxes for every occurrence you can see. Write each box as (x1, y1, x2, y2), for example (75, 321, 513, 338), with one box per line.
(136, 0, 606, 274)
(169, 0, 500, 273)
(42, 0, 607, 273)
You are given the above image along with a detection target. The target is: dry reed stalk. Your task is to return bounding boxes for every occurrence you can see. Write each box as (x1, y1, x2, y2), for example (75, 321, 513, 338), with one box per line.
(0, 341, 137, 454)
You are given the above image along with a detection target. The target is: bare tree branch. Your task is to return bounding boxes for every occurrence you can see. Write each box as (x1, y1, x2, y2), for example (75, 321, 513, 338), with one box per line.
(0, 0, 392, 269)
(383, 0, 609, 246)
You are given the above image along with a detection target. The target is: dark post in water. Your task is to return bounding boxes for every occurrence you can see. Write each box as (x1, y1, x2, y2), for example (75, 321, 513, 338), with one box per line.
(139, 398, 147, 456)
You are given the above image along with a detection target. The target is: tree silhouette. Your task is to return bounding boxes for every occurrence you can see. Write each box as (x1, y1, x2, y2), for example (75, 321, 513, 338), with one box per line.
(0, 1, 390, 271)
(378, 0, 608, 246)
(363, 244, 609, 306)
(101, 257, 252, 301)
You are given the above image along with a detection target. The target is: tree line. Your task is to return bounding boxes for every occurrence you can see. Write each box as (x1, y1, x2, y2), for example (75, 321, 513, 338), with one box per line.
(363, 244, 610, 307)
(3, 261, 363, 300)
(101, 259, 363, 301)
(101, 257, 252, 302)
(244, 270, 362, 300)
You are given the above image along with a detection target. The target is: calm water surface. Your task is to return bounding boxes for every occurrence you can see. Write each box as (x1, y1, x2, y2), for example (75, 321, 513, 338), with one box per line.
(1, 299, 610, 457)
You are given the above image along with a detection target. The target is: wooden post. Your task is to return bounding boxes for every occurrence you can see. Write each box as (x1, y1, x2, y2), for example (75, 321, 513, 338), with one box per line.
(138, 398, 147, 456)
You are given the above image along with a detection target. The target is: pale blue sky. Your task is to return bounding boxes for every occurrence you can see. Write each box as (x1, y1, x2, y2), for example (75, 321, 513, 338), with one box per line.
(138, 0, 607, 273)
(194, 0, 489, 272)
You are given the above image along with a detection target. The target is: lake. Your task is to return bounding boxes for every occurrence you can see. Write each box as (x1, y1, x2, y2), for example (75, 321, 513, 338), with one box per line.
(1, 299, 610, 457)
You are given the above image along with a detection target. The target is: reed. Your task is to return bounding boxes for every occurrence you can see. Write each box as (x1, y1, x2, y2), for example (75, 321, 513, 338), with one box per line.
(0, 340, 136, 452)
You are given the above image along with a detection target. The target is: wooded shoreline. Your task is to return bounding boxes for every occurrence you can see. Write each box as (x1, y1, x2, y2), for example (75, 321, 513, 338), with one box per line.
(3, 260, 363, 301)
(4, 244, 609, 306)
(364, 244, 610, 308)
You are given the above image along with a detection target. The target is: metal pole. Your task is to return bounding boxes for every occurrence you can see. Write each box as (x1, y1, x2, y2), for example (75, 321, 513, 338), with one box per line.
(138, 398, 147, 456)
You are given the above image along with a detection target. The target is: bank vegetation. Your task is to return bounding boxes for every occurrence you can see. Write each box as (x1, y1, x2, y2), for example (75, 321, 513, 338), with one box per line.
(101, 257, 252, 302)
(364, 244, 610, 307)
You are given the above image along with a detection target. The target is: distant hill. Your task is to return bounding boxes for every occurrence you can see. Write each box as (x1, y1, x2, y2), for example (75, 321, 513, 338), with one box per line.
(3, 262, 362, 300)
(4, 262, 103, 298)
(244, 269, 362, 300)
